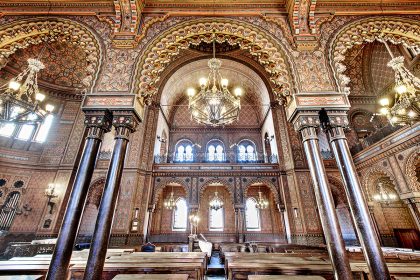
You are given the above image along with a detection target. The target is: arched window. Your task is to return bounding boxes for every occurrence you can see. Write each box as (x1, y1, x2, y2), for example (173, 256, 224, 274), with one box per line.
(0, 191, 21, 231)
(208, 145, 216, 161)
(207, 140, 225, 162)
(215, 145, 224, 161)
(237, 140, 257, 162)
(173, 198, 188, 231)
(209, 205, 224, 231)
(175, 140, 194, 162)
(185, 145, 193, 161)
(0, 114, 54, 143)
(177, 146, 185, 161)
(245, 198, 261, 231)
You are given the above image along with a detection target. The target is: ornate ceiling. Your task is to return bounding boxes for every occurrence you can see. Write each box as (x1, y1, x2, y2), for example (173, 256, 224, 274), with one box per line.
(3, 41, 90, 94)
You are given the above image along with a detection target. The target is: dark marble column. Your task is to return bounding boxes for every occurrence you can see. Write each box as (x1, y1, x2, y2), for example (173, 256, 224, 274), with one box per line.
(327, 125, 391, 280)
(406, 198, 420, 230)
(46, 111, 112, 280)
(368, 204, 383, 245)
(299, 126, 353, 280)
(83, 113, 139, 280)
(277, 204, 291, 243)
(145, 205, 155, 242)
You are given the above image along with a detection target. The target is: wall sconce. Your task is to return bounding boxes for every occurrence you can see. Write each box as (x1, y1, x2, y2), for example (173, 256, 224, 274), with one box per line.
(157, 135, 166, 143)
(293, 208, 299, 218)
(45, 183, 58, 214)
(264, 134, 274, 143)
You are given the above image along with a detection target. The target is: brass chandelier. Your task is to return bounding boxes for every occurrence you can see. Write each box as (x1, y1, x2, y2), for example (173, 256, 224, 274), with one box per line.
(209, 186, 224, 211)
(378, 41, 419, 126)
(255, 187, 269, 210)
(164, 186, 177, 210)
(0, 58, 54, 125)
(186, 34, 242, 127)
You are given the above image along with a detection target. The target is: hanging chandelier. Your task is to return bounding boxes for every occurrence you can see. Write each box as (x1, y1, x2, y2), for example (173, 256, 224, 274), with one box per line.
(209, 189, 224, 211)
(255, 188, 269, 210)
(0, 58, 54, 126)
(164, 186, 177, 210)
(186, 34, 242, 127)
(373, 181, 398, 204)
(378, 41, 419, 126)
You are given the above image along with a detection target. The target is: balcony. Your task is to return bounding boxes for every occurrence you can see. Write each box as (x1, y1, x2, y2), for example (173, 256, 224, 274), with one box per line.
(154, 152, 278, 164)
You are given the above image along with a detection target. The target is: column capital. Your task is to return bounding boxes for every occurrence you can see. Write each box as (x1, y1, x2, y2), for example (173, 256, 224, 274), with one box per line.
(84, 110, 113, 140)
(112, 111, 141, 133)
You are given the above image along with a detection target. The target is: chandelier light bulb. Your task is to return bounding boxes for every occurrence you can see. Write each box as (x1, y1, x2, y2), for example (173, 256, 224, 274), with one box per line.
(35, 93, 46, 102)
(395, 84, 407, 94)
(199, 78, 207, 87)
(379, 98, 389, 107)
(8, 80, 21, 91)
(193, 110, 199, 117)
(379, 107, 389, 115)
(407, 110, 416, 118)
(187, 88, 196, 97)
(221, 79, 229, 87)
(391, 116, 399, 123)
(234, 88, 242, 97)
(209, 98, 219, 106)
(45, 104, 55, 112)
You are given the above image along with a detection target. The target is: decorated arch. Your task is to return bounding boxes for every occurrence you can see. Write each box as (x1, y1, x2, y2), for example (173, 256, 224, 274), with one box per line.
(153, 178, 190, 205)
(361, 166, 399, 200)
(134, 18, 297, 106)
(328, 17, 420, 94)
(0, 17, 103, 91)
(405, 148, 420, 192)
(199, 178, 235, 203)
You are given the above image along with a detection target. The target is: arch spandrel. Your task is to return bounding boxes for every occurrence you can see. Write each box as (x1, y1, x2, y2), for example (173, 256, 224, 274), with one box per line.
(0, 17, 103, 92)
(133, 18, 297, 106)
(328, 17, 420, 94)
(153, 178, 190, 206)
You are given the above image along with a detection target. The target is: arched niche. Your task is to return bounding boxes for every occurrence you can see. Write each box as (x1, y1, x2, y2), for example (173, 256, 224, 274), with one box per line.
(152, 184, 188, 235)
(244, 183, 282, 235)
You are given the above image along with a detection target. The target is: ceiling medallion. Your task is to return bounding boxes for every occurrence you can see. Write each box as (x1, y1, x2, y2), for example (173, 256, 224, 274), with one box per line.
(186, 33, 243, 127)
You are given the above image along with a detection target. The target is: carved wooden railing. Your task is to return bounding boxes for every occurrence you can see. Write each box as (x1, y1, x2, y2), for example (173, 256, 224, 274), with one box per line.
(154, 152, 278, 164)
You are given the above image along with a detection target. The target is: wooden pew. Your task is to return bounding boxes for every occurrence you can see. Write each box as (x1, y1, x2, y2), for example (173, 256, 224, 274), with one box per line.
(69, 252, 207, 280)
(225, 252, 420, 280)
(0, 276, 43, 280)
(112, 274, 189, 280)
(70, 262, 203, 280)
(248, 276, 326, 280)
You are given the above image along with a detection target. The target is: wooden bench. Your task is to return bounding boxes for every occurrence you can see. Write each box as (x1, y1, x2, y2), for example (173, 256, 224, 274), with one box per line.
(0, 276, 43, 280)
(112, 274, 189, 280)
(70, 262, 203, 280)
(248, 276, 326, 280)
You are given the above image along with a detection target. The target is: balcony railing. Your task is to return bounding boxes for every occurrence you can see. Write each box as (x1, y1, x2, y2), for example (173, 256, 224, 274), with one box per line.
(154, 152, 278, 164)
(350, 124, 401, 155)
